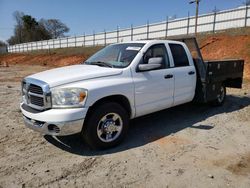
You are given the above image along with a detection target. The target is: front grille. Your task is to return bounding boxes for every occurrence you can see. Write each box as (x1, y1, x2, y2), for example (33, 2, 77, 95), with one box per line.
(30, 95, 44, 106)
(28, 84, 44, 108)
(22, 79, 51, 111)
(29, 84, 43, 95)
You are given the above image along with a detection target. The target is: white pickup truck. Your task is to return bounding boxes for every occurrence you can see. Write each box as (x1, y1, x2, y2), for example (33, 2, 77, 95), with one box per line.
(20, 38, 244, 149)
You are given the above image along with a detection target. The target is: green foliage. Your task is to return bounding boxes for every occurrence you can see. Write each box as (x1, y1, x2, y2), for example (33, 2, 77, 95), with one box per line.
(0, 40, 7, 47)
(40, 19, 69, 39)
(7, 11, 70, 45)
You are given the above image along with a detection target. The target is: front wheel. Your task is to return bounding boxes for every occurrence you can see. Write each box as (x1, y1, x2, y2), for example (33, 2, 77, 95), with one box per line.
(212, 84, 226, 106)
(81, 102, 129, 149)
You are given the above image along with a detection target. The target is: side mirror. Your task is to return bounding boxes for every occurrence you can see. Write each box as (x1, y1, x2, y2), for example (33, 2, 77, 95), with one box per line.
(148, 57, 163, 64)
(138, 57, 162, 71)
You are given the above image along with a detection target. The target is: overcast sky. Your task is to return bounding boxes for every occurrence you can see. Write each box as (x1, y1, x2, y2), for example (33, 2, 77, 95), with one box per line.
(0, 0, 247, 42)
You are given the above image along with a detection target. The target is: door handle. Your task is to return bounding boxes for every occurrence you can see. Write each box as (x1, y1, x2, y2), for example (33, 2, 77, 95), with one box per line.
(188, 71, 195, 75)
(164, 74, 173, 79)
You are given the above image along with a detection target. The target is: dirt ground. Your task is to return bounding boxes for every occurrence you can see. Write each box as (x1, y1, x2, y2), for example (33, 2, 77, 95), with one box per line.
(0, 64, 250, 188)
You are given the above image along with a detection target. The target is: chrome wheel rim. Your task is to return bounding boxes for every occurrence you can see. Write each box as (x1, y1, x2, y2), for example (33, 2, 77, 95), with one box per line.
(97, 113, 123, 143)
(218, 86, 225, 103)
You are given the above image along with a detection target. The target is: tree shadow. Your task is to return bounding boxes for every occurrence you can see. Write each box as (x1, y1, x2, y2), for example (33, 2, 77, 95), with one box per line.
(44, 95, 250, 156)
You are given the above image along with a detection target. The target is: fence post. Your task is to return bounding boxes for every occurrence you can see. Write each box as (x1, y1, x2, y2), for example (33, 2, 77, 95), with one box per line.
(83, 33, 85, 47)
(75, 35, 77, 47)
(187, 12, 190, 35)
(53, 39, 55, 49)
(66, 37, 68, 48)
(59, 38, 61, 48)
(213, 11, 217, 33)
(26, 44, 28, 52)
(93, 31, 95, 46)
(245, 5, 248, 27)
(117, 26, 119, 43)
(131, 24, 133, 41)
(147, 20, 149, 39)
(165, 16, 169, 38)
(104, 29, 106, 46)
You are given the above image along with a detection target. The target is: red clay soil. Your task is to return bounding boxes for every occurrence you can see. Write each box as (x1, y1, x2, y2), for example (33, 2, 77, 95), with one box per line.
(0, 34, 249, 79)
(0, 54, 87, 68)
(200, 35, 250, 80)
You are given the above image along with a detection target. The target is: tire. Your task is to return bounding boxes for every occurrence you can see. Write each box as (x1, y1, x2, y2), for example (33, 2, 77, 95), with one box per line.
(81, 102, 129, 149)
(212, 84, 226, 106)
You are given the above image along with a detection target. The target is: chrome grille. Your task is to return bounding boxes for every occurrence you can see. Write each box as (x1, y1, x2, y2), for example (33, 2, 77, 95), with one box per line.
(30, 95, 44, 106)
(22, 78, 51, 111)
(29, 84, 43, 95)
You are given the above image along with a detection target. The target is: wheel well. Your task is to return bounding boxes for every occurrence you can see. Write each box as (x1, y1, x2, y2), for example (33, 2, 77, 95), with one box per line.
(85, 95, 132, 122)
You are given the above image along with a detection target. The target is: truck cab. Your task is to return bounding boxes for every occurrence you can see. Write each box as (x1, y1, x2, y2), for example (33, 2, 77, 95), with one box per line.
(20, 38, 244, 149)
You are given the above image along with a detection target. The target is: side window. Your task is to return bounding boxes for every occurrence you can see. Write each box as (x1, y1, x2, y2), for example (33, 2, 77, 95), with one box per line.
(143, 44, 169, 69)
(169, 44, 189, 67)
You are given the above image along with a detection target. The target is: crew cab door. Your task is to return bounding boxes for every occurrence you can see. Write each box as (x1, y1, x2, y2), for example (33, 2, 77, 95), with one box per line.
(132, 44, 174, 117)
(168, 43, 196, 106)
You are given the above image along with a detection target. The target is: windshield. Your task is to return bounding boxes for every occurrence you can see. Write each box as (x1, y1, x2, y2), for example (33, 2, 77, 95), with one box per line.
(84, 43, 145, 68)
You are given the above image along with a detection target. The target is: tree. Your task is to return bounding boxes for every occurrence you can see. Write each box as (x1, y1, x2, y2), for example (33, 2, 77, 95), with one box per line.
(13, 11, 24, 43)
(40, 19, 69, 39)
(7, 11, 69, 45)
(0, 40, 7, 47)
(8, 11, 51, 45)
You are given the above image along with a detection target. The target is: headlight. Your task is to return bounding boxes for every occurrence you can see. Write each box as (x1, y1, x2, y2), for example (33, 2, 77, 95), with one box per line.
(51, 88, 87, 108)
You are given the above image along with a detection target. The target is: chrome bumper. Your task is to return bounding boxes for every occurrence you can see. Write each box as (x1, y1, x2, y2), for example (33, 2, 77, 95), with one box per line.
(23, 115, 84, 136)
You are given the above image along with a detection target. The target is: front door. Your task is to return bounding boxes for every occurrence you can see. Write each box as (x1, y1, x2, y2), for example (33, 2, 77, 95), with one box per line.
(132, 44, 174, 117)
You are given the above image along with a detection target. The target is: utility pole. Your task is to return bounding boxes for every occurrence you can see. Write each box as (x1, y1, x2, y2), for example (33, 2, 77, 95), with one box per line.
(189, 0, 201, 36)
(244, 0, 250, 6)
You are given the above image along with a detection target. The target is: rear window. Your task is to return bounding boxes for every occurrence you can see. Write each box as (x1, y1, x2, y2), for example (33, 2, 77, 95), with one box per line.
(169, 44, 189, 67)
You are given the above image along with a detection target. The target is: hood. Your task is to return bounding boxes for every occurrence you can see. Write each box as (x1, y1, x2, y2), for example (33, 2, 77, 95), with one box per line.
(27, 65, 123, 87)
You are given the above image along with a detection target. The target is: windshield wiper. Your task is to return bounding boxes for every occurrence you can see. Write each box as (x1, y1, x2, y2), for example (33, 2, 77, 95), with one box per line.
(88, 61, 113, 68)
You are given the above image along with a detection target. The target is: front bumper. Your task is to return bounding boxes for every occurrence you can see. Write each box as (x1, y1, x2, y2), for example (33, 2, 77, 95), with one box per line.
(20, 103, 88, 136)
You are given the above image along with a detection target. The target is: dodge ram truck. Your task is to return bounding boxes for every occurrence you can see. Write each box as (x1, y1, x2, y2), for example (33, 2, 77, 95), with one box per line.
(20, 38, 244, 149)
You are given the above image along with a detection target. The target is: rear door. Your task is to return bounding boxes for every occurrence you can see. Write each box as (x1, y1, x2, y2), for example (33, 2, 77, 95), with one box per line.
(168, 43, 196, 106)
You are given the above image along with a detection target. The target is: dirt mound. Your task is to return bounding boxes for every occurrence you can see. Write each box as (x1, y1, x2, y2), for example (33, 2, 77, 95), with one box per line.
(199, 34, 250, 80)
(0, 32, 249, 79)
(0, 53, 86, 67)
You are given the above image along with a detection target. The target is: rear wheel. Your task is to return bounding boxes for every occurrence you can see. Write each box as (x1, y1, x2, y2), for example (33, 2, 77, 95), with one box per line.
(82, 102, 129, 149)
(212, 84, 226, 106)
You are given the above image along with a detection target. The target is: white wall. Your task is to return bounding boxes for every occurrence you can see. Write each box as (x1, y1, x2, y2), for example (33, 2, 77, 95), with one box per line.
(7, 6, 250, 53)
